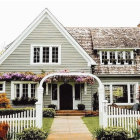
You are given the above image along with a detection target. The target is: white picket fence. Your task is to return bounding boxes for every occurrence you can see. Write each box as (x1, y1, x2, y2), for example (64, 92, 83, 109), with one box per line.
(0, 108, 36, 139)
(103, 103, 140, 137)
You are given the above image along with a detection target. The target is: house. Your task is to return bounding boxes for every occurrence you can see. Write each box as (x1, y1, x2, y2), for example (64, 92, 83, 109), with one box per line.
(0, 9, 140, 110)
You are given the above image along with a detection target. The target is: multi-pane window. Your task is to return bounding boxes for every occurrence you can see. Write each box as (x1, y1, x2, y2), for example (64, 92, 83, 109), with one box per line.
(100, 51, 134, 65)
(33, 47, 40, 63)
(52, 47, 58, 63)
(43, 47, 49, 63)
(117, 52, 123, 64)
(102, 51, 108, 64)
(0, 82, 5, 93)
(104, 83, 136, 104)
(110, 52, 116, 64)
(112, 85, 128, 103)
(130, 84, 135, 103)
(31, 84, 36, 98)
(23, 84, 28, 97)
(13, 82, 37, 98)
(32, 45, 60, 64)
(104, 85, 110, 103)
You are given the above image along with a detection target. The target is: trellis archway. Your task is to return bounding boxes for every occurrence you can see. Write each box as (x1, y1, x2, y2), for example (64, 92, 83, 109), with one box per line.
(35, 72, 105, 128)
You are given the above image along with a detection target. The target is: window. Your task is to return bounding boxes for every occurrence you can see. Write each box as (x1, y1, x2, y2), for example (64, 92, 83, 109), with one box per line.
(112, 85, 128, 103)
(11, 82, 38, 99)
(104, 85, 110, 103)
(75, 84, 80, 100)
(0, 82, 5, 93)
(31, 45, 61, 64)
(52, 84, 57, 100)
(33, 47, 40, 63)
(100, 50, 134, 65)
(104, 83, 136, 104)
(102, 51, 108, 64)
(75, 84, 84, 100)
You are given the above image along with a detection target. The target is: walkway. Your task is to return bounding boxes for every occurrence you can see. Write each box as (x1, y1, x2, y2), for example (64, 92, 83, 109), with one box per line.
(47, 116, 93, 140)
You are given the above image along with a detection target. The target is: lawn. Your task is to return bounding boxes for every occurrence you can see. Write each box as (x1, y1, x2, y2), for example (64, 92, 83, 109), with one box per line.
(43, 117, 54, 133)
(82, 116, 99, 134)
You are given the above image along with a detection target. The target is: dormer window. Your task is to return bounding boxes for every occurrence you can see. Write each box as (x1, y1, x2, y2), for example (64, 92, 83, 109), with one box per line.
(31, 45, 61, 64)
(100, 50, 134, 65)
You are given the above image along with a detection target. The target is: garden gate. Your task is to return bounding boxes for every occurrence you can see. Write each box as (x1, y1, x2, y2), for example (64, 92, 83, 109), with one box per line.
(36, 72, 105, 128)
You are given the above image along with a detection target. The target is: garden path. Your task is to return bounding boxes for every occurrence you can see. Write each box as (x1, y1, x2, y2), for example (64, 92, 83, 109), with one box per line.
(47, 116, 93, 140)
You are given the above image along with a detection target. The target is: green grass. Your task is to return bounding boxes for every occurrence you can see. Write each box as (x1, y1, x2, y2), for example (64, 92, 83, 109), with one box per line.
(82, 116, 99, 134)
(43, 117, 54, 133)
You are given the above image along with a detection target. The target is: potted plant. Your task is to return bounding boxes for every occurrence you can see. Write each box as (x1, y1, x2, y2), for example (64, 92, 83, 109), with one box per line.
(77, 104, 85, 110)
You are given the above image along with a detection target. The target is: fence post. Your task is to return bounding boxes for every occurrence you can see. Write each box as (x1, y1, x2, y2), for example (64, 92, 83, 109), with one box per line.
(36, 87, 43, 128)
(102, 100, 108, 128)
(98, 85, 105, 127)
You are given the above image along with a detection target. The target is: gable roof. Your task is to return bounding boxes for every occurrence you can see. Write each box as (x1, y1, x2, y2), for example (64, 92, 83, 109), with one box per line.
(0, 9, 96, 66)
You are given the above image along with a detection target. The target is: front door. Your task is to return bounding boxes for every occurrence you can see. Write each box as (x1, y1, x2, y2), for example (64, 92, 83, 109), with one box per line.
(60, 84, 73, 110)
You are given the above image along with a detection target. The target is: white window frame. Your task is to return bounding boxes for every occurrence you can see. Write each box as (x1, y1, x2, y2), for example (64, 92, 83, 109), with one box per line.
(11, 81, 39, 99)
(0, 81, 6, 93)
(103, 82, 138, 105)
(100, 50, 134, 65)
(30, 44, 61, 65)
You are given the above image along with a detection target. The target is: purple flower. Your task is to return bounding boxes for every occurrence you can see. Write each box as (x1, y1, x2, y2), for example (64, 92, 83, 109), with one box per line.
(76, 77, 82, 82)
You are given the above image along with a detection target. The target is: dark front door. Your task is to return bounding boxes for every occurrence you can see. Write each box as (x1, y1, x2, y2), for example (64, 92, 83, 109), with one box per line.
(60, 84, 73, 110)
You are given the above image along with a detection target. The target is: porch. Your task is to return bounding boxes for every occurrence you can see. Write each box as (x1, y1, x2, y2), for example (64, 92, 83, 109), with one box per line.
(43, 82, 92, 110)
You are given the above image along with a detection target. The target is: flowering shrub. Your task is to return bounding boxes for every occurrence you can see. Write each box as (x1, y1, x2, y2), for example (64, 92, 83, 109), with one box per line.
(0, 93, 11, 108)
(0, 122, 9, 139)
(0, 71, 94, 84)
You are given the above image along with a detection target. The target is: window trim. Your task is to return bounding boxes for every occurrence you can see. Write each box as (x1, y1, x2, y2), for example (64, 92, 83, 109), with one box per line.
(100, 50, 134, 65)
(30, 44, 61, 65)
(103, 82, 138, 105)
(11, 81, 39, 99)
(0, 81, 6, 93)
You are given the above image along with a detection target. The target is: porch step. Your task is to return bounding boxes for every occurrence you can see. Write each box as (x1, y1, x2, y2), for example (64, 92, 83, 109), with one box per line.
(55, 110, 99, 116)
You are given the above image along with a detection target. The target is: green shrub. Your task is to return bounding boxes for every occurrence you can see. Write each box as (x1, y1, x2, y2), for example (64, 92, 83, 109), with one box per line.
(17, 127, 48, 140)
(0, 108, 33, 115)
(77, 104, 85, 110)
(48, 104, 56, 109)
(94, 127, 128, 140)
(43, 108, 55, 117)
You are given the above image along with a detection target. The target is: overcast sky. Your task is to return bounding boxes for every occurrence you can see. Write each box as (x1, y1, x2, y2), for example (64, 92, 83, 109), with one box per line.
(0, 0, 140, 48)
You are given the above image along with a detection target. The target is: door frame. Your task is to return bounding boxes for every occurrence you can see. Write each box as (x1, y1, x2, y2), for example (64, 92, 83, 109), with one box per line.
(58, 82, 74, 110)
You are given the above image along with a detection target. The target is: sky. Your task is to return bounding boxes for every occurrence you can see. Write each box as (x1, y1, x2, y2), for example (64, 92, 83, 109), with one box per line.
(0, 0, 140, 48)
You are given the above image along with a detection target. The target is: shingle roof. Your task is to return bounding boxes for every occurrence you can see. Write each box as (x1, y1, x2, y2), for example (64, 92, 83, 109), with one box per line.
(66, 27, 140, 51)
(4, 27, 140, 59)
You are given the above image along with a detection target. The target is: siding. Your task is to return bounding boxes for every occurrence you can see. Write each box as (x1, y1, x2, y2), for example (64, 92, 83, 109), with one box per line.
(0, 17, 91, 103)
(0, 17, 90, 73)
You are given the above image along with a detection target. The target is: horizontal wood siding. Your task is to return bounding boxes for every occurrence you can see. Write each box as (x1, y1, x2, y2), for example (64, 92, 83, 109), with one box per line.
(0, 17, 91, 107)
(0, 17, 90, 73)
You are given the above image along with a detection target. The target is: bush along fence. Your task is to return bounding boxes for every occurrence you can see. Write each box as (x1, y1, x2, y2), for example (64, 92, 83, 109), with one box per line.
(102, 100, 140, 137)
(0, 108, 36, 139)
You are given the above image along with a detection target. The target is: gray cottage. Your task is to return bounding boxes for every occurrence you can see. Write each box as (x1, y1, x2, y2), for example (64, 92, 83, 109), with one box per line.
(0, 9, 140, 110)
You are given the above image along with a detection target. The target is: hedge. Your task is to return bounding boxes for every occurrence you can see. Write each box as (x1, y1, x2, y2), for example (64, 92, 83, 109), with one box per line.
(0, 108, 33, 115)
(43, 108, 55, 118)
(0, 108, 55, 117)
